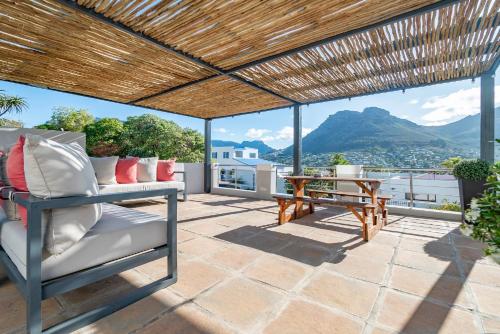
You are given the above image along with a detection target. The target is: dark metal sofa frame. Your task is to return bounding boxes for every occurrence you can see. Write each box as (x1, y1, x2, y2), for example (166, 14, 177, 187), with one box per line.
(0, 188, 178, 334)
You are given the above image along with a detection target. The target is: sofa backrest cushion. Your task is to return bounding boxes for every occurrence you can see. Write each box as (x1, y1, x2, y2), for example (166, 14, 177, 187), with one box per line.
(23, 134, 102, 255)
(5, 136, 29, 227)
(90, 156, 118, 185)
(157, 159, 176, 182)
(116, 157, 139, 184)
(127, 156, 158, 182)
(24, 134, 99, 198)
(6, 136, 28, 192)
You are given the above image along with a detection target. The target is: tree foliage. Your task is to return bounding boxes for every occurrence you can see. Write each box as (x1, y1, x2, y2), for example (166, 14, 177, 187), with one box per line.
(329, 153, 350, 166)
(441, 156, 463, 169)
(0, 90, 27, 118)
(34, 109, 205, 163)
(35, 107, 94, 132)
(0, 118, 23, 128)
(120, 114, 204, 162)
(84, 118, 124, 156)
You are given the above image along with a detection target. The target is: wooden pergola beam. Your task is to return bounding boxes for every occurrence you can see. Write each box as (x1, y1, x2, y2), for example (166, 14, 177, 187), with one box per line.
(56, 0, 300, 105)
(130, 0, 467, 108)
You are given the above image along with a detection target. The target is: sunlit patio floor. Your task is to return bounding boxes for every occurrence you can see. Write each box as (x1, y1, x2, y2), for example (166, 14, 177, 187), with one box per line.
(2, 194, 500, 334)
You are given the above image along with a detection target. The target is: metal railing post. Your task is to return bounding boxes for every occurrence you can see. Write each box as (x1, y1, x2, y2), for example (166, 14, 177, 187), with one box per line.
(234, 168, 238, 189)
(409, 171, 414, 208)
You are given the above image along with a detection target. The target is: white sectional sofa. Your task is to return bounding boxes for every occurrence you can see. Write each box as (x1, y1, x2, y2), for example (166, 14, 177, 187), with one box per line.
(98, 173, 187, 201)
(0, 203, 167, 281)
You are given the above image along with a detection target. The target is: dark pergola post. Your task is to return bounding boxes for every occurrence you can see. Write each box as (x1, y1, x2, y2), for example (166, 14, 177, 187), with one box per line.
(480, 73, 495, 163)
(293, 104, 303, 176)
(204, 119, 212, 193)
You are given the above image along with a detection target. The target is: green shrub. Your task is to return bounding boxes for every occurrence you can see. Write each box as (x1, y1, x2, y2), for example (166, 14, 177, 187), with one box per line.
(452, 159, 490, 181)
(435, 200, 461, 212)
(464, 162, 500, 255)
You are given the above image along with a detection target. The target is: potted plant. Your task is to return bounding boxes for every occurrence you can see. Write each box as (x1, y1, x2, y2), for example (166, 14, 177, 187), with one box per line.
(453, 159, 490, 222)
(464, 162, 499, 258)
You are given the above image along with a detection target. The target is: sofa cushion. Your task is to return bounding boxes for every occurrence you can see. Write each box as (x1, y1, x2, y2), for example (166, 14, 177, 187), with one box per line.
(128, 157, 158, 182)
(99, 181, 184, 195)
(90, 156, 118, 185)
(6, 136, 28, 191)
(157, 159, 176, 182)
(0, 203, 167, 281)
(116, 158, 138, 184)
(0, 152, 9, 186)
(24, 135, 99, 198)
(5, 136, 28, 226)
(23, 134, 102, 255)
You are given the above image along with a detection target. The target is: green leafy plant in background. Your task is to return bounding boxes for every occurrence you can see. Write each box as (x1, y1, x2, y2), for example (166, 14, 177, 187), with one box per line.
(435, 200, 461, 212)
(441, 156, 463, 169)
(84, 118, 124, 156)
(120, 114, 204, 162)
(452, 159, 490, 181)
(35, 106, 94, 132)
(329, 153, 350, 167)
(464, 161, 500, 255)
(0, 90, 27, 117)
(0, 118, 23, 128)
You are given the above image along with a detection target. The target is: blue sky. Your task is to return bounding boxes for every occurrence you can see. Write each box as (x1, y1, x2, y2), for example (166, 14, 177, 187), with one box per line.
(1, 68, 498, 149)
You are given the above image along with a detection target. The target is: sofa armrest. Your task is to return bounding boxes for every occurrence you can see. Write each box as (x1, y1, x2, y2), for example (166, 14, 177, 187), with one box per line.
(3, 188, 177, 293)
(10, 188, 178, 210)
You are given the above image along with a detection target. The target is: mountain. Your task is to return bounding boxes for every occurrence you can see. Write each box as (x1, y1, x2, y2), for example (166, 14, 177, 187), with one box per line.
(212, 139, 275, 155)
(429, 108, 499, 146)
(279, 106, 499, 155)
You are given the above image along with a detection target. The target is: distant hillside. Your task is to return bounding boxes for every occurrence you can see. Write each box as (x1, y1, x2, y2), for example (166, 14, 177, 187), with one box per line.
(212, 139, 275, 155)
(280, 107, 498, 154)
(428, 108, 500, 147)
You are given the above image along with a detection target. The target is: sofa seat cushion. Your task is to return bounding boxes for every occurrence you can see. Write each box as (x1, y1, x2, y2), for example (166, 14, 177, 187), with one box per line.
(0, 203, 167, 281)
(99, 181, 184, 195)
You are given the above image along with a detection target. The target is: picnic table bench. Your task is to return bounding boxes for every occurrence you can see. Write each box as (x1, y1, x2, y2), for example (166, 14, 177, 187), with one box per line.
(273, 176, 391, 241)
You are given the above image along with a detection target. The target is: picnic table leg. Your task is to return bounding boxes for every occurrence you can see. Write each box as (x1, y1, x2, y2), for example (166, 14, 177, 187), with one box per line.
(293, 180, 306, 218)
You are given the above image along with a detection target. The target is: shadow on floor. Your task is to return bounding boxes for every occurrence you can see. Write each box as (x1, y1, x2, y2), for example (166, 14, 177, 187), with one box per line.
(214, 221, 366, 267)
(399, 228, 480, 334)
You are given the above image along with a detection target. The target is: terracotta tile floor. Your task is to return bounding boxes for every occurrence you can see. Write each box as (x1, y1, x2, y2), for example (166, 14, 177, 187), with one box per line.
(1, 194, 499, 334)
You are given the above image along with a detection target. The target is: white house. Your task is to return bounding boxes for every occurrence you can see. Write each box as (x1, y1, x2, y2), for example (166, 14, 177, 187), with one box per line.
(212, 146, 279, 191)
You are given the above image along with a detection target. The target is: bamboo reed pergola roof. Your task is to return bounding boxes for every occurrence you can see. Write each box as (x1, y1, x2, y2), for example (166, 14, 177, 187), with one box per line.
(0, 0, 499, 119)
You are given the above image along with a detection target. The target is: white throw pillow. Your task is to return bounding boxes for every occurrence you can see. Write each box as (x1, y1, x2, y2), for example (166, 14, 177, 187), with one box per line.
(23, 134, 102, 255)
(90, 156, 118, 185)
(24, 135, 99, 198)
(127, 156, 158, 182)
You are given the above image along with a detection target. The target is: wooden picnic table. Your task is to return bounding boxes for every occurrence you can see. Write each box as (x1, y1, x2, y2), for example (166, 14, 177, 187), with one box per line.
(276, 175, 388, 241)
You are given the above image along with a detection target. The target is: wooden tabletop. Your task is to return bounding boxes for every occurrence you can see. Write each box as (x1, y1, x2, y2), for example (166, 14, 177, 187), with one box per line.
(283, 175, 383, 183)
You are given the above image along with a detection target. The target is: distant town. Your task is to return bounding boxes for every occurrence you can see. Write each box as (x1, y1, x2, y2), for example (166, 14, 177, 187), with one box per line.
(264, 146, 481, 169)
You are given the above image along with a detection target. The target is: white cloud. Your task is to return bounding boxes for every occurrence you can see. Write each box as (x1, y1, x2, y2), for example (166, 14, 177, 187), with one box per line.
(275, 126, 312, 140)
(421, 86, 500, 124)
(260, 136, 275, 142)
(303, 127, 313, 137)
(409, 99, 419, 105)
(245, 128, 272, 139)
(214, 127, 227, 133)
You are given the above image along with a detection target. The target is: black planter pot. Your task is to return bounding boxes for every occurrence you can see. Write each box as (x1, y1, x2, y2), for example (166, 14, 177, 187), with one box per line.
(458, 179, 486, 223)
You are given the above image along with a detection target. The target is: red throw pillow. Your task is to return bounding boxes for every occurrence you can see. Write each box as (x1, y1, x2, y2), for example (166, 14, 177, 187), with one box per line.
(6, 136, 28, 227)
(157, 159, 176, 181)
(6, 136, 28, 191)
(116, 157, 139, 184)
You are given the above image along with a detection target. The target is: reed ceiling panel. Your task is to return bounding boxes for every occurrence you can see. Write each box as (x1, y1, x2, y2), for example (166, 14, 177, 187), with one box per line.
(235, 0, 500, 103)
(76, 0, 441, 70)
(0, 0, 216, 103)
(136, 76, 293, 118)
